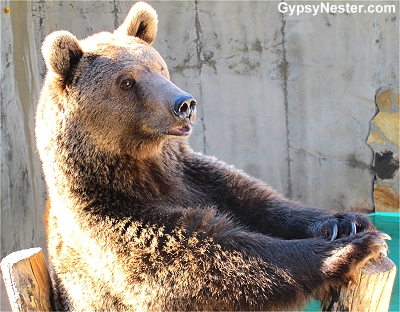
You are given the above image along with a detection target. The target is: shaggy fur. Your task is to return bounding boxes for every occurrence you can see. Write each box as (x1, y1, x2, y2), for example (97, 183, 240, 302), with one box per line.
(36, 2, 388, 311)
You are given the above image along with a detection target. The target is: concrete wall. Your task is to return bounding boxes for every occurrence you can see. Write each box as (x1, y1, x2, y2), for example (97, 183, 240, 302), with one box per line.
(1, 0, 47, 261)
(1, 0, 398, 263)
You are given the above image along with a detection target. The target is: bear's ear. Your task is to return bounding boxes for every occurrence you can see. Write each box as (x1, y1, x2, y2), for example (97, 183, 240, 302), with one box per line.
(42, 31, 83, 78)
(114, 1, 158, 45)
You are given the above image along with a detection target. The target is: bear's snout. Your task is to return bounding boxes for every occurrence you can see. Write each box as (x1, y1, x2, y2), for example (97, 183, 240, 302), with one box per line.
(173, 95, 197, 121)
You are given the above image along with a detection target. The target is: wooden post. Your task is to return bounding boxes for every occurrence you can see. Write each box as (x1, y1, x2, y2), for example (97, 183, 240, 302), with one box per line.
(1, 248, 52, 312)
(322, 256, 397, 312)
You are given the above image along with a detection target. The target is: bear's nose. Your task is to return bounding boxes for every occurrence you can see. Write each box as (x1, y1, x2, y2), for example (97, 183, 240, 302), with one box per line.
(173, 95, 197, 121)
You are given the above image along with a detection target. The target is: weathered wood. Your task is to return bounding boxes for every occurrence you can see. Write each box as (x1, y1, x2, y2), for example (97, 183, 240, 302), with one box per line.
(322, 256, 397, 312)
(1, 248, 52, 312)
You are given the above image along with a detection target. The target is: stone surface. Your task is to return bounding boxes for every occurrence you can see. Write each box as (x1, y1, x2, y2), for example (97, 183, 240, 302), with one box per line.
(369, 88, 400, 213)
(372, 112, 399, 146)
(376, 89, 393, 110)
(374, 185, 400, 212)
(368, 131, 388, 146)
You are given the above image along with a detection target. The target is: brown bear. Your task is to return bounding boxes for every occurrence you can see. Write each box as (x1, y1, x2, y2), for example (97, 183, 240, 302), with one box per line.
(36, 2, 389, 311)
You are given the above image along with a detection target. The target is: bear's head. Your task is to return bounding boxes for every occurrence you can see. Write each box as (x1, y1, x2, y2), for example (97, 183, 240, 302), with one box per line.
(40, 2, 196, 157)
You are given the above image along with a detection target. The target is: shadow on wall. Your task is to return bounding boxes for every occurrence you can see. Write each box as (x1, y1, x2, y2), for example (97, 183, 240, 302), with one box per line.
(368, 87, 400, 212)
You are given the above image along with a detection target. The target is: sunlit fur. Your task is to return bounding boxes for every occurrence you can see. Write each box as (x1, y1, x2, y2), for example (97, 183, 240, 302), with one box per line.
(36, 2, 386, 311)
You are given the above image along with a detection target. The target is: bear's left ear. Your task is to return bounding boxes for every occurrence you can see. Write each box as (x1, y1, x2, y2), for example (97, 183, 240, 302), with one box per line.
(42, 31, 83, 79)
(114, 1, 158, 45)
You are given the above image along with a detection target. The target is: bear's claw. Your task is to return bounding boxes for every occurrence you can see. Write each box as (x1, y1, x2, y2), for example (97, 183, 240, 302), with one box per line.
(312, 212, 378, 241)
(377, 231, 391, 240)
(350, 221, 357, 235)
(330, 224, 338, 241)
(329, 221, 356, 241)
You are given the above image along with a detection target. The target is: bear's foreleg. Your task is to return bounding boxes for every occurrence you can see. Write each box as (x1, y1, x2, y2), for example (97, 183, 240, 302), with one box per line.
(115, 206, 389, 311)
(183, 153, 375, 240)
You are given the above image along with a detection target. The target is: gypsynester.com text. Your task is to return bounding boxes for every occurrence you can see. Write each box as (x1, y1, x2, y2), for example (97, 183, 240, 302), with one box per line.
(278, 2, 396, 16)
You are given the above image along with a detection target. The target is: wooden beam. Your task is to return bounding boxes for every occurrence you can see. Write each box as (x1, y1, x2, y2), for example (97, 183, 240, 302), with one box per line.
(322, 256, 397, 312)
(1, 248, 52, 312)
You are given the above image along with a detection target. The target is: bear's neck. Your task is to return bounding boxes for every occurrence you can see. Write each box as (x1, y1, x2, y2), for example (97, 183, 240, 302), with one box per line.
(45, 129, 189, 209)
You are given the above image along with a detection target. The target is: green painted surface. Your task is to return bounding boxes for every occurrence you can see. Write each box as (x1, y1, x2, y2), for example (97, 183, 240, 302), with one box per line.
(304, 213, 399, 311)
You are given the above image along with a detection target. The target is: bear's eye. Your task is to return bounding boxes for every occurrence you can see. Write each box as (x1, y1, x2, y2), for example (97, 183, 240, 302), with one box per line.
(120, 79, 135, 90)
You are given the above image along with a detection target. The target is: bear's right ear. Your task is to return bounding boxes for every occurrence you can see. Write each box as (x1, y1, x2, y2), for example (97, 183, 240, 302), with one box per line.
(42, 31, 83, 78)
(114, 2, 158, 45)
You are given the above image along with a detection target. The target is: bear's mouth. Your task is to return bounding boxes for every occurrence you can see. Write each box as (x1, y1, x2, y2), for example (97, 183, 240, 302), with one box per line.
(165, 124, 192, 136)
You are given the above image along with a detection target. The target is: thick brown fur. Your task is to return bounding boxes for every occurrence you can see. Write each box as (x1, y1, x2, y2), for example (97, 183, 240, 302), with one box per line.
(36, 2, 388, 311)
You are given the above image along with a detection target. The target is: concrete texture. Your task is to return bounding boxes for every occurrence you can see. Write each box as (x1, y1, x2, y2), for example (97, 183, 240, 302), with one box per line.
(0, 0, 398, 267)
(1, 273, 11, 311)
(1, 0, 47, 264)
